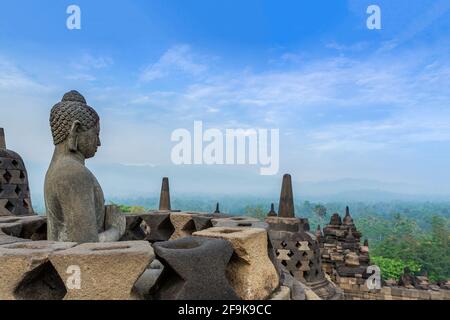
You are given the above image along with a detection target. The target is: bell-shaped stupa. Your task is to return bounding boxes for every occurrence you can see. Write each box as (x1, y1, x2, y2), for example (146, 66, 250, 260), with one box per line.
(0, 128, 34, 216)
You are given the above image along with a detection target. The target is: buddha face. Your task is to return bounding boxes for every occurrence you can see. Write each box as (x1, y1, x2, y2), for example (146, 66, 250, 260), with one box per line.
(77, 122, 101, 159)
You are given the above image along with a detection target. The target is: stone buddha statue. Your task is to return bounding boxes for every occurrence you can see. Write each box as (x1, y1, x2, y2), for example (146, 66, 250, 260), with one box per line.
(44, 90, 125, 243)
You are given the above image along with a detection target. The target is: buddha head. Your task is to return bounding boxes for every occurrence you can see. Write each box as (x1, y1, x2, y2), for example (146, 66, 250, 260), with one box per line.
(50, 90, 101, 159)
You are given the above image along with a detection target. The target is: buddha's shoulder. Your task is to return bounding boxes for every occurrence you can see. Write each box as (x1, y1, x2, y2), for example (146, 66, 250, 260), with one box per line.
(47, 158, 95, 182)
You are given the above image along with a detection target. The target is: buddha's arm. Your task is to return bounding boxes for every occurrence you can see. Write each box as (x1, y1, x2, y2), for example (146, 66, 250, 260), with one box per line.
(56, 173, 100, 242)
(98, 228, 120, 242)
(98, 205, 126, 242)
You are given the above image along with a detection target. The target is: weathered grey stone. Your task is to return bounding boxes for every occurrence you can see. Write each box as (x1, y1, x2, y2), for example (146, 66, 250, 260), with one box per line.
(132, 268, 164, 300)
(50, 241, 153, 300)
(269, 286, 291, 300)
(0, 215, 47, 240)
(211, 216, 267, 229)
(101, 205, 126, 242)
(265, 216, 301, 232)
(308, 277, 343, 300)
(278, 174, 295, 218)
(269, 230, 324, 283)
(0, 128, 5, 150)
(291, 279, 307, 300)
(159, 177, 171, 211)
(191, 213, 231, 231)
(296, 281, 321, 300)
(141, 211, 174, 242)
(337, 265, 368, 278)
(0, 231, 27, 245)
(0, 128, 34, 216)
(151, 236, 239, 300)
(0, 241, 77, 300)
(120, 214, 147, 241)
(279, 268, 306, 300)
(194, 227, 279, 300)
(149, 258, 164, 270)
(18, 216, 47, 240)
(345, 252, 360, 266)
(0, 217, 23, 236)
(44, 91, 125, 243)
(192, 214, 214, 231)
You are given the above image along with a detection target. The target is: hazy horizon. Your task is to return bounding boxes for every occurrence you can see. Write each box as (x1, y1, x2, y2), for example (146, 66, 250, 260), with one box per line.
(1, 0, 450, 205)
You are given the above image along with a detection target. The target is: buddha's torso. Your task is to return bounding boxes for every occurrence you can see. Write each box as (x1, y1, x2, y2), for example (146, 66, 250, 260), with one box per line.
(44, 156, 105, 242)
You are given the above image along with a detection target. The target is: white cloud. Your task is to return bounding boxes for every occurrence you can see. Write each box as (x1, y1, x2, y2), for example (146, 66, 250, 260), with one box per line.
(140, 45, 208, 82)
(71, 54, 114, 71)
(307, 113, 450, 153)
(65, 73, 97, 81)
(2, 42, 450, 196)
(66, 54, 114, 82)
(0, 57, 47, 91)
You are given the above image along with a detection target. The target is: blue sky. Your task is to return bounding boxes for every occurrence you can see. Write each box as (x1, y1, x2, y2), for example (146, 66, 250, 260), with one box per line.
(1, 0, 450, 201)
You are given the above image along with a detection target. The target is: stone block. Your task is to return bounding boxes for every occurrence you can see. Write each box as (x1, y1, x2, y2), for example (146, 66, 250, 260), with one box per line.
(0, 241, 76, 300)
(0, 215, 47, 240)
(132, 268, 164, 300)
(345, 252, 360, 266)
(0, 198, 33, 216)
(5, 170, 24, 184)
(19, 216, 47, 240)
(402, 288, 416, 298)
(194, 227, 279, 300)
(0, 184, 20, 198)
(269, 286, 291, 300)
(0, 217, 22, 236)
(442, 290, 450, 300)
(141, 211, 174, 242)
(50, 241, 153, 300)
(418, 290, 431, 299)
(192, 214, 214, 231)
(330, 252, 344, 261)
(429, 291, 443, 300)
(103, 205, 126, 241)
(381, 286, 392, 295)
(360, 245, 369, 254)
(0, 231, 27, 245)
(191, 213, 232, 231)
(390, 287, 404, 296)
(169, 212, 198, 240)
(151, 236, 239, 300)
(359, 282, 370, 292)
(264, 216, 301, 232)
(212, 216, 267, 229)
(120, 214, 147, 241)
(291, 280, 307, 300)
(296, 281, 321, 300)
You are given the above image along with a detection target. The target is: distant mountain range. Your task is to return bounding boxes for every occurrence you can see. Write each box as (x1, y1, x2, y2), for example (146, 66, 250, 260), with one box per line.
(27, 162, 449, 213)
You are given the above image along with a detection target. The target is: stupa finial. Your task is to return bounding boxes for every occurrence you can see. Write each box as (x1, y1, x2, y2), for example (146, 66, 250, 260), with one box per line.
(278, 174, 295, 218)
(159, 177, 171, 211)
(0, 128, 5, 149)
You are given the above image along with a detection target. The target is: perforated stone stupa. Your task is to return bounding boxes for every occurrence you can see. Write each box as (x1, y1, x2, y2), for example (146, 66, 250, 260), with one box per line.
(0, 129, 34, 216)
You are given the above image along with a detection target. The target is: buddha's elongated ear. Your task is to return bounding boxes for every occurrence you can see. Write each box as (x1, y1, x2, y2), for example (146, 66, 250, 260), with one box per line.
(68, 120, 81, 152)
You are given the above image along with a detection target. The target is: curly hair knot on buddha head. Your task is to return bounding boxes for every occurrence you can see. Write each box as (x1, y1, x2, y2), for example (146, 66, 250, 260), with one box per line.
(50, 90, 99, 145)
